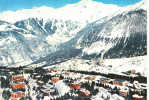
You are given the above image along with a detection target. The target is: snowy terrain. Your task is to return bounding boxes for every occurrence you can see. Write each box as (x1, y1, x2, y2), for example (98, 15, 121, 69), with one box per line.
(74, 2, 146, 58)
(0, 0, 121, 66)
(48, 56, 147, 77)
(0, 0, 146, 66)
(0, 55, 147, 100)
(0, 1, 147, 99)
(0, 17, 84, 66)
(0, 0, 121, 23)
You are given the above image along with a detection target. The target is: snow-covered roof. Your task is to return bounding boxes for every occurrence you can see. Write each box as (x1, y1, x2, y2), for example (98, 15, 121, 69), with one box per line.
(132, 94, 144, 98)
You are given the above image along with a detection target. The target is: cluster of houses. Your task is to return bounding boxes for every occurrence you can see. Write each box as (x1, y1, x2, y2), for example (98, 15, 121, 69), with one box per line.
(123, 69, 143, 77)
(62, 69, 146, 99)
(98, 76, 146, 99)
(10, 74, 26, 99)
(28, 68, 94, 99)
(0, 67, 147, 100)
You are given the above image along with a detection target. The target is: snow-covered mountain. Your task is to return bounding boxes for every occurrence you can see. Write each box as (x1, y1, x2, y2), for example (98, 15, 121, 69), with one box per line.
(73, 1, 147, 59)
(30, 1, 147, 66)
(0, 0, 122, 66)
(14, 18, 83, 44)
(0, 0, 121, 23)
(0, 18, 84, 66)
(0, 0, 146, 66)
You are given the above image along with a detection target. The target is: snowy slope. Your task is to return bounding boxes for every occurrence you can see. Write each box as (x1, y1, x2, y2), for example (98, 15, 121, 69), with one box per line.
(14, 18, 83, 44)
(0, 0, 146, 66)
(72, 1, 147, 59)
(0, 0, 122, 66)
(52, 56, 147, 77)
(0, 26, 53, 66)
(0, 18, 83, 66)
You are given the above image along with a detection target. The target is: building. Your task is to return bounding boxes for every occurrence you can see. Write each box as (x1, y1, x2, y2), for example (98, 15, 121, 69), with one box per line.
(131, 69, 136, 74)
(79, 89, 90, 96)
(70, 83, 81, 90)
(100, 78, 109, 84)
(132, 94, 144, 100)
(119, 87, 129, 97)
(11, 83, 25, 90)
(51, 77, 60, 83)
(85, 76, 96, 81)
(11, 92, 25, 99)
(10, 74, 26, 99)
(12, 75, 24, 82)
(51, 69, 57, 73)
(113, 79, 128, 86)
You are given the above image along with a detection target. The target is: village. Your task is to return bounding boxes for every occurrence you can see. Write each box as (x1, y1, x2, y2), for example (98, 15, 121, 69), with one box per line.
(0, 61, 147, 100)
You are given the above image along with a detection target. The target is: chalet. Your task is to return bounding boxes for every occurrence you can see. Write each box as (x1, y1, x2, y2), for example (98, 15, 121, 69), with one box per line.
(119, 87, 129, 97)
(76, 77, 82, 81)
(85, 76, 96, 81)
(51, 77, 60, 83)
(125, 69, 136, 75)
(98, 58, 104, 65)
(9, 74, 26, 99)
(70, 83, 81, 90)
(132, 94, 144, 100)
(131, 69, 136, 74)
(11, 92, 25, 99)
(51, 69, 57, 73)
(11, 83, 25, 90)
(100, 78, 109, 84)
(11, 75, 24, 82)
(79, 89, 90, 96)
(113, 79, 128, 86)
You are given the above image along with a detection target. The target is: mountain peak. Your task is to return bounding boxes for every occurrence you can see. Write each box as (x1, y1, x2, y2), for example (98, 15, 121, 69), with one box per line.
(125, 0, 146, 10)
(77, 0, 98, 5)
(134, 0, 146, 9)
(0, 0, 122, 23)
(1, 0, 144, 23)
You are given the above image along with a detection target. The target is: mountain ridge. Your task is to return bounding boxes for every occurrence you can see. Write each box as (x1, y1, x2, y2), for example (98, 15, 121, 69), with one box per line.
(0, 0, 122, 23)
(0, 0, 146, 66)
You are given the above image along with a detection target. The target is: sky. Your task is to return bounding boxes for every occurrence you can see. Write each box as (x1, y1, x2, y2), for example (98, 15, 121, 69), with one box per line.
(0, 0, 142, 12)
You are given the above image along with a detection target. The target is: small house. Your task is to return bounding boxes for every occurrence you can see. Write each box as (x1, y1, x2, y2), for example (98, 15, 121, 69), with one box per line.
(11, 92, 25, 99)
(132, 94, 144, 100)
(12, 75, 24, 82)
(119, 87, 129, 97)
(70, 83, 81, 90)
(100, 78, 109, 84)
(131, 69, 136, 74)
(51, 69, 57, 73)
(79, 89, 90, 96)
(85, 76, 96, 81)
(113, 79, 128, 86)
(11, 83, 25, 90)
(51, 77, 60, 83)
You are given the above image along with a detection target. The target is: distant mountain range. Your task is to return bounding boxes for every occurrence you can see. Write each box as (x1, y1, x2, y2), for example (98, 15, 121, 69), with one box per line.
(0, 0, 146, 66)
(0, 0, 121, 23)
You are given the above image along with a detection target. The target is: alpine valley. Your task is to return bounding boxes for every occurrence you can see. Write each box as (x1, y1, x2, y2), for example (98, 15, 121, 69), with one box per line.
(0, 0, 147, 100)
